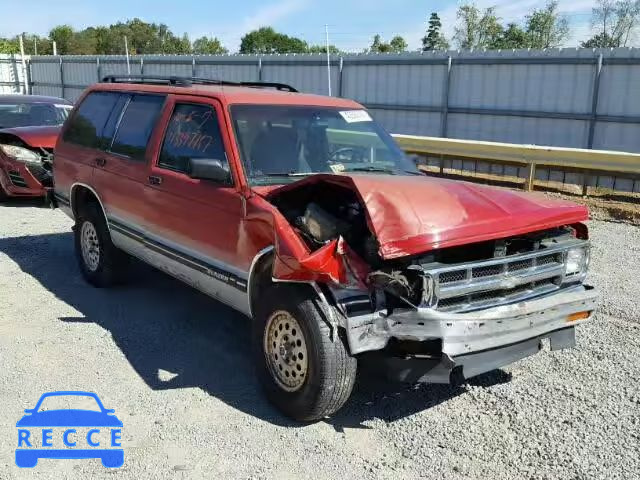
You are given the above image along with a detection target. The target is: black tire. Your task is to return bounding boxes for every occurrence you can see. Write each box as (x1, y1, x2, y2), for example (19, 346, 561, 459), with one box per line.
(253, 284, 357, 422)
(74, 202, 128, 287)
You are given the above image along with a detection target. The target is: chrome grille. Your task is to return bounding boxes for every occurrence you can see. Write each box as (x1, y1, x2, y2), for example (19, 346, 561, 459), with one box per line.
(439, 270, 466, 284)
(424, 241, 586, 313)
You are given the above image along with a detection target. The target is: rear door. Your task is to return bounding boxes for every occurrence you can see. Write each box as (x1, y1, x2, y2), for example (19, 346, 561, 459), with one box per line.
(92, 93, 167, 258)
(142, 95, 250, 313)
(54, 91, 122, 206)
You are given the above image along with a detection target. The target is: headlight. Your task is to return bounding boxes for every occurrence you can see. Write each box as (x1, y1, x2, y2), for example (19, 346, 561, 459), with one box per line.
(565, 246, 589, 278)
(0, 144, 42, 164)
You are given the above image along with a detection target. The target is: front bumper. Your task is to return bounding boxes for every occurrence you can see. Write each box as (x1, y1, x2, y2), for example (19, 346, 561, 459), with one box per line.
(346, 285, 598, 379)
(369, 327, 577, 384)
(0, 158, 50, 198)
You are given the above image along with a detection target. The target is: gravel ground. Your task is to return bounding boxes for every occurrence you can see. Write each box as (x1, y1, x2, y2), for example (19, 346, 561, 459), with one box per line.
(0, 200, 638, 480)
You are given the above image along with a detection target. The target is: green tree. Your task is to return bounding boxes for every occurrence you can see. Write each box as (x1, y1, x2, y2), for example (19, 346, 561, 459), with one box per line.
(192, 36, 228, 54)
(0, 37, 18, 54)
(369, 34, 384, 52)
(389, 36, 408, 52)
(525, 1, 569, 48)
(240, 27, 308, 54)
(70, 28, 97, 55)
(307, 44, 340, 54)
(493, 23, 529, 49)
(581, 32, 619, 47)
(368, 34, 408, 53)
(49, 25, 75, 54)
(454, 4, 504, 49)
(422, 12, 450, 51)
(582, 0, 640, 47)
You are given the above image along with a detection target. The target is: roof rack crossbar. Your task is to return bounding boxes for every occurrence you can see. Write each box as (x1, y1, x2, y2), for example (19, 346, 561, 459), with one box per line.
(100, 76, 298, 92)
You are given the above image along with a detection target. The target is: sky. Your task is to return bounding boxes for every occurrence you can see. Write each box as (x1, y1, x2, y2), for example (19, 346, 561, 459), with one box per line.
(0, 0, 598, 52)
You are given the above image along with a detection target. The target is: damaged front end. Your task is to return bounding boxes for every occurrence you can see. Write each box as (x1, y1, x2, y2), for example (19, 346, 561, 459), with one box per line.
(265, 174, 598, 384)
(0, 131, 55, 197)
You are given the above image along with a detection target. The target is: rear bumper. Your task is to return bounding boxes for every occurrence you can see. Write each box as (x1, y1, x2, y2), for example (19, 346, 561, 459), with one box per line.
(346, 285, 598, 380)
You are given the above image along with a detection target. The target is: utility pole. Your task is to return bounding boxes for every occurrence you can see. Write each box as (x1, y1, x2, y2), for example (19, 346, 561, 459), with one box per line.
(325, 24, 332, 96)
(52, 41, 57, 56)
(124, 36, 131, 75)
(34, 38, 37, 56)
(19, 35, 29, 94)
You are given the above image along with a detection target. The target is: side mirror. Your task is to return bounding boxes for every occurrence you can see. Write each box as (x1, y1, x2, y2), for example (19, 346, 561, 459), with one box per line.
(189, 158, 231, 184)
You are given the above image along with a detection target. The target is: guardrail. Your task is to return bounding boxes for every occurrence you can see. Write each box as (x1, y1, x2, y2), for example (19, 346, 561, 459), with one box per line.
(392, 134, 640, 194)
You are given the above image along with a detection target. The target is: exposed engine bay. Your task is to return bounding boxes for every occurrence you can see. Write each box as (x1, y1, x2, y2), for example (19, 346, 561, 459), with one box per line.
(268, 177, 589, 316)
(268, 180, 382, 267)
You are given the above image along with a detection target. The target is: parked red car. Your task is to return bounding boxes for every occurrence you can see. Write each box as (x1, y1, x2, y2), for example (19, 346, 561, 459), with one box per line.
(53, 77, 598, 421)
(0, 95, 73, 199)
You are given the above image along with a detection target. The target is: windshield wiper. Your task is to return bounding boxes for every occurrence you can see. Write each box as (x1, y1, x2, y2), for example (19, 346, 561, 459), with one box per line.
(344, 166, 397, 174)
(257, 172, 314, 177)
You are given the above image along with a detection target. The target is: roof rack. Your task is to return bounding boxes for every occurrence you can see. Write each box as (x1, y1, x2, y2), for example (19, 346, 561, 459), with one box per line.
(100, 76, 298, 92)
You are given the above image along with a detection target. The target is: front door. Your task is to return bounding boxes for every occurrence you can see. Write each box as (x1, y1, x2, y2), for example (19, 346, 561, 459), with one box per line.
(142, 95, 249, 313)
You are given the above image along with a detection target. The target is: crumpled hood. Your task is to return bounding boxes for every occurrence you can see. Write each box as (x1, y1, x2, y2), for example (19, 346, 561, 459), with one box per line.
(0, 125, 60, 148)
(266, 173, 589, 260)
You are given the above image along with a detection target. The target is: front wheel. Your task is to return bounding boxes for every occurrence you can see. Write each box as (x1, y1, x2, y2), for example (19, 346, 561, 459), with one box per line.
(253, 285, 357, 422)
(74, 202, 128, 287)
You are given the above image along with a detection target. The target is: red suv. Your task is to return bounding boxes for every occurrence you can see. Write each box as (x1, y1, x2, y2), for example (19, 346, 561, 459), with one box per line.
(53, 76, 598, 421)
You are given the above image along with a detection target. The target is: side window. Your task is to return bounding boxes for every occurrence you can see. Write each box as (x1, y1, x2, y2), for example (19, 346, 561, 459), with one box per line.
(159, 103, 228, 175)
(110, 94, 165, 161)
(63, 92, 121, 148)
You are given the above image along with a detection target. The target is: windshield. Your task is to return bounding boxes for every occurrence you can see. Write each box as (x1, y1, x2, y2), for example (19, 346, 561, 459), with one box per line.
(34, 394, 102, 412)
(0, 102, 72, 129)
(230, 105, 418, 185)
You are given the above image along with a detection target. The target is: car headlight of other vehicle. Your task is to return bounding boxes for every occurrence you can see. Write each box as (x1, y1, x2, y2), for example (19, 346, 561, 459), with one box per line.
(0, 144, 42, 164)
(565, 246, 590, 279)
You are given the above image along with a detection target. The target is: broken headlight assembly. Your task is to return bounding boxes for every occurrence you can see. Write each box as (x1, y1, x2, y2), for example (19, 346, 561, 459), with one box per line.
(565, 245, 590, 280)
(0, 144, 42, 165)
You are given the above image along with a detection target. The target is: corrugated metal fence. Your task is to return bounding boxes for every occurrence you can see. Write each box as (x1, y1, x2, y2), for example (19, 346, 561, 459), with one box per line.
(2, 49, 640, 154)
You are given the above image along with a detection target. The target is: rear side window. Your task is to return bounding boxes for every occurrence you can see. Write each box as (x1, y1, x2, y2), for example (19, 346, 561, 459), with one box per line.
(63, 92, 121, 148)
(158, 103, 227, 174)
(110, 95, 165, 161)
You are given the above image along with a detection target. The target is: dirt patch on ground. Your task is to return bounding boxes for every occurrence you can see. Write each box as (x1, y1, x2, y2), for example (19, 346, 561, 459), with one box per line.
(418, 167, 640, 226)
(545, 192, 640, 225)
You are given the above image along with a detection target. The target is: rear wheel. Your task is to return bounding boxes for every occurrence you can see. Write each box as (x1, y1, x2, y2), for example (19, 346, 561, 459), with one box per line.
(74, 202, 128, 287)
(253, 284, 357, 422)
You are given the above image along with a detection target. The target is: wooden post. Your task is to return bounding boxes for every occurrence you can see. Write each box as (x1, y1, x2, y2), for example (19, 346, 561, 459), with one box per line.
(526, 162, 536, 191)
(581, 172, 590, 196)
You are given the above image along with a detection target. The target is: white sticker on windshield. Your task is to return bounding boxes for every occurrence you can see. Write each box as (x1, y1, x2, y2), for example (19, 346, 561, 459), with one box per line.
(339, 110, 372, 123)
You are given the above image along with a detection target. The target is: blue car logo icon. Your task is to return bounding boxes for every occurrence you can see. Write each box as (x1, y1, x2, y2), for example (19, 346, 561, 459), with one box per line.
(16, 391, 123, 468)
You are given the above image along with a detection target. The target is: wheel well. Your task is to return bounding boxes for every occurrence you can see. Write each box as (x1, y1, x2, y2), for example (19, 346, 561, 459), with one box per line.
(249, 250, 275, 318)
(71, 185, 100, 219)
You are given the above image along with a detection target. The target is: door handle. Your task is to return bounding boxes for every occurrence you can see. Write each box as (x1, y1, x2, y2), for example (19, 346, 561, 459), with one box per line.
(95, 158, 106, 167)
(148, 175, 163, 185)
